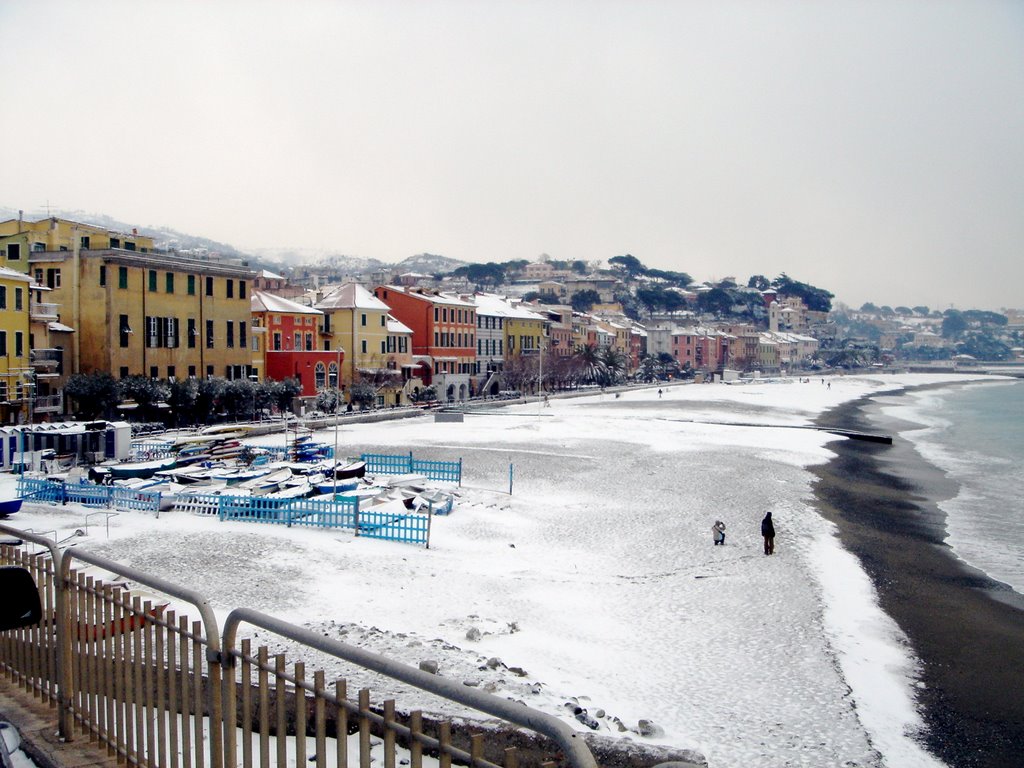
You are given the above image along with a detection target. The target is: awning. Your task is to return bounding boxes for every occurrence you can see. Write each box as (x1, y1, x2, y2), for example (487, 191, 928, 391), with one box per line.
(48, 322, 76, 333)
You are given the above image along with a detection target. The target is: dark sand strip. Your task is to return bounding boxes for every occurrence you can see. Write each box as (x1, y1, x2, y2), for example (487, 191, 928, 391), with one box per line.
(812, 390, 1024, 768)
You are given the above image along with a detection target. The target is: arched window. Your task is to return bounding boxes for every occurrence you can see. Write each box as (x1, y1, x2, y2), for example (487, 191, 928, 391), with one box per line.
(315, 362, 326, 390)
(328, 362, 338, 389)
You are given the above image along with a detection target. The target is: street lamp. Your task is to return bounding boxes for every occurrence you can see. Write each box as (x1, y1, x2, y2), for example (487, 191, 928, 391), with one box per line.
(333, 345, 342, 496)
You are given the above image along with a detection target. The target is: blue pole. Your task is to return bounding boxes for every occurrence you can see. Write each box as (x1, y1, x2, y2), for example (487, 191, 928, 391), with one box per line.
(509, 463, 514, 495)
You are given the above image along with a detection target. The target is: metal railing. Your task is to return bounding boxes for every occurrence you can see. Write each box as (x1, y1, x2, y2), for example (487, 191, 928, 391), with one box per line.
(0, 523, 596, 768)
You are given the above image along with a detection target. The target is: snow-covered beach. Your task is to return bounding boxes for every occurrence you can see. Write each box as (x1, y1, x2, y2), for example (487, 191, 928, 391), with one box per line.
(2, 374, 1006, 767)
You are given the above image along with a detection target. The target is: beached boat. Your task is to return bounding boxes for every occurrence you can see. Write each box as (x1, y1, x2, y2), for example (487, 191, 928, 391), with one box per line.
(331, 460, 366, 480)
(108, 456, 178, 480)
(0, 497, 23, 516)
(313, 479, 360, 495)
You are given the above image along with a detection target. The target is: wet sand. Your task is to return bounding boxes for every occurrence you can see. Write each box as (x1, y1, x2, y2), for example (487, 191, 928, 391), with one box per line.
(812, 391, 1024, 768)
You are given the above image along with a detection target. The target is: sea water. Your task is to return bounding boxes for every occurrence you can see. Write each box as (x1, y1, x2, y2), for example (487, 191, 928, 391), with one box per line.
(883, 378, 1024, 596)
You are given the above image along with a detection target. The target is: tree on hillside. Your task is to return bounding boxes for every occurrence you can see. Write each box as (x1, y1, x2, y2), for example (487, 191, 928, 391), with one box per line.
(697, 287, 733, 315)
(941, 310, 968, 338)
(773, 274, 834, 312)
(609, 254, 645, 278)
(747, 275, 770, 291)
(962, 310, 1008, 327)
(646, 268, 693, 287)
(571, 289, 602, 312)
(452, 262, 506, 287)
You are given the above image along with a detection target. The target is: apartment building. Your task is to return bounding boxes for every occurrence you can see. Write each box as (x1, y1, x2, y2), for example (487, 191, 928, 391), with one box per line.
(251, 291, 340, 398)
(373, 286, 476, 402)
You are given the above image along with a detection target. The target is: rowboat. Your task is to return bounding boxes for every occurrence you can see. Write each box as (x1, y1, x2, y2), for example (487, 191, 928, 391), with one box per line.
(0, 497, 23, 517)
(108, 456, 178, 480)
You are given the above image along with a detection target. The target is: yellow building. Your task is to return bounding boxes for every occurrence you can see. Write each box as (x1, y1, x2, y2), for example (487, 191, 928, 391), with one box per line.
(0, 267, 35, 423)
(24, 247, 255, 382)
(315, 283, 417, 405)
(0, 216, 154, 271)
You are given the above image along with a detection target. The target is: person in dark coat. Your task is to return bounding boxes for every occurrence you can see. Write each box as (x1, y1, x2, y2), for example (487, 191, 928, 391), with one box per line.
(712, 520, 726, 545)
(761, 512, 775, 555)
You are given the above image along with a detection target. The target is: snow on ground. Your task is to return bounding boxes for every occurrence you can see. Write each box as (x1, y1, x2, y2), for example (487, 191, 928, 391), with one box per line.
(2, 375, 969, 768)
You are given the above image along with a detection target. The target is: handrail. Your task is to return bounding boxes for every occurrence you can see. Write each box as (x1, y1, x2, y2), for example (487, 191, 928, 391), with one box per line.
(0, 522, 69, 738)
(223, 607, 599, 768)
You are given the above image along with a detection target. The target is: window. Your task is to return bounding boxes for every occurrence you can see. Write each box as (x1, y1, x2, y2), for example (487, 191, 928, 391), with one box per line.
(119, 267, 128, 289)
(124, 241, 136, 251)
(380, 340, 386, 354)
(226, 321, 234, 348)
(361, 340, 367, 354)
(167, 366, 175, 379)
(0, 331, 6, 356)
(206, 319, 214, 348)
(99, 265, 106, 286)
(434, 308, 439, 322)
(187, 319, 197, 348)
(119, 315, 132, 347)
(110, 238, 120, 249)
(150, 366, 158, 379)
(80, 236, 90, 250)
(15, 332, 23, 358)
(361, 313, 367, 327)
(315, 363, 326, 389)
(34, 269, 43, 285)
(226, 279, 234, 299)
(166, 272, 174, 293)
(207, 366, 214, 378)
(239, 321, 246, 349)
(46, 268, 61, 289)
(293, 332, 300, 350)
(187, 275, 196, 295)
(167, 317, 179, 348)
(305, 333, 313, 351)
(147, 316, 159, 348)
(273, 332, 282, 351)
(120, 367, 129, 379)
(149, 270, 157, 291)
(6, 244, 20, 261)
(188, 366, 196, 378)
(381, 315, 386, 327)
(206, 277, 213, 297)
(0, 287, 6, 309)
(239, 281, 246, 299)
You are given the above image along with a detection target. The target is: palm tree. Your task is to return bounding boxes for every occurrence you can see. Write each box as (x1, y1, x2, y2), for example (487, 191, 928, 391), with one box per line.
(573, 344, 605, 385)
(599, 348, 628, 385)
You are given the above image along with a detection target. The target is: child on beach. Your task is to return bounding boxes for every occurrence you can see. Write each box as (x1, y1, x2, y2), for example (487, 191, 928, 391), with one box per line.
(712, 520, 726, 545)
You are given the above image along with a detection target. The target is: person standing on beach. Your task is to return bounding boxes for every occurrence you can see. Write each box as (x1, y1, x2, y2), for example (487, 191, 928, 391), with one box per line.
(712, 520, 726, 545)
(761, 512, 775, 555)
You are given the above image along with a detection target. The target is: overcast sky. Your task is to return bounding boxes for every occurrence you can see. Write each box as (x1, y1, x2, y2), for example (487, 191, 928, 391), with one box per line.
(1, 1, 1021, 311)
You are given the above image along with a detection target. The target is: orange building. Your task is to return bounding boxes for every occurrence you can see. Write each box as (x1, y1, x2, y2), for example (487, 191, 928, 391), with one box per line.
(251, 291, 342, 398)
(373, 286, 476, 402)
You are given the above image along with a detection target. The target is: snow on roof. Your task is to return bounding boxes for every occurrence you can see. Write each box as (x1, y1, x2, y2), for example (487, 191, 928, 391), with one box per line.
(316, 282, 390, 312)
(473, 293, 545, 320)
(386, 314, 413, 334)
(251, 290, 323, 315)
(380, 286, 476, 308)
(0, 266, 34, 283)
(48, 321, 75, 333)
(260, 269, 285, 280)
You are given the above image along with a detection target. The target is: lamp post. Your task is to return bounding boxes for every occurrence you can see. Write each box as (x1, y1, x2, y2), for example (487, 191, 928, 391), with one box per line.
(333, 345, 342, 496)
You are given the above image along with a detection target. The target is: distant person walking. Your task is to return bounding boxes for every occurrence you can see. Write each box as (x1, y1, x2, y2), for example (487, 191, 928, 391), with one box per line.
(712, 520, 726, 546)
(761, 512, 775, 555)
(658, 388, 663, 398)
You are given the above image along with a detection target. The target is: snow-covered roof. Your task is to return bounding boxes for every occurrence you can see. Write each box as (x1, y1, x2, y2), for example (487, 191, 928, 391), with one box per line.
(260, 269, 285, 280)
(386, 314, 413, 335)
(0, 266, 34, 283)
(380, 286, 476, 308)
(48, 321, 75, 333)
(251, 290, 323, 315)
(473, 293, 545, 320)
(316, 282, 390, 312)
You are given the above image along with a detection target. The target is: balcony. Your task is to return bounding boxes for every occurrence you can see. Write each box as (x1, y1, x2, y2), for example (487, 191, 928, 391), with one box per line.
(34, 392, 63, 413)
(30, 301, 60, 321)
(30, 348, 63, 369)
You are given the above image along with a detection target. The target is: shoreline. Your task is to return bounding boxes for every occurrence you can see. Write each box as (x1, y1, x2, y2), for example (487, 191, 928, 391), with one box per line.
(812, 386, 1024, 768)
